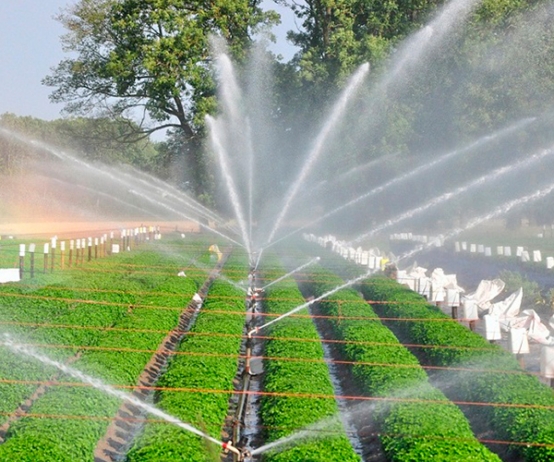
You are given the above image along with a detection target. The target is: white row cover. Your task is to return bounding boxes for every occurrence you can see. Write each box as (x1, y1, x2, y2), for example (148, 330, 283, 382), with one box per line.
(470, 283, 554, 346)
(307, 233, 554, 349)
(399, 268, 554, 348)
(304, 233, 387, 269)
(396, 265, 464, 305)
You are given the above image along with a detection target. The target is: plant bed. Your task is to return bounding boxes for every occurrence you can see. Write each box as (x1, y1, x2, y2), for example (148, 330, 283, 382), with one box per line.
(258, 255, 361, 461)
(94, 248, 231, 461)
(359, 274, 554, 461)
(127, 250, 248, 461)
(0, 241, 208, 460)
(302, 264, 500, 461)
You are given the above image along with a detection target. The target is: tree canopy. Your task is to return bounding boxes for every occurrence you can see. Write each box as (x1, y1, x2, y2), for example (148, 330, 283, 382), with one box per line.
(44, 0, 277, 195)
(0, 112, 162, 173)
(35, 0, 554, 218)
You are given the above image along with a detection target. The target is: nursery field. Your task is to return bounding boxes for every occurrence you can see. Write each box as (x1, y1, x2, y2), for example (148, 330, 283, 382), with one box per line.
(0, 234, 553, 461)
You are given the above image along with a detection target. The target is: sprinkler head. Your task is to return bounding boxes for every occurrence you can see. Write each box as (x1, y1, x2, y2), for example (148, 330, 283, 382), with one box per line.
(222, 440, 242, 458)
(240, 447, 252, 460)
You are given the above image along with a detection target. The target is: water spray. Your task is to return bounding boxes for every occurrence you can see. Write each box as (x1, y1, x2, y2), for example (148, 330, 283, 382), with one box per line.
(250, 177, 554, 351)
(0, 126, 242, 246)
(261, 116, 536, 251)
(206, 115, 253, 259)
(261, 257, 320, 291)
(265, 62, 370, 245)
(0, 334, 245, 459)
(127, 188, 244, 247)
(399, 179, 554, 263)
(348, 144, 554, 246)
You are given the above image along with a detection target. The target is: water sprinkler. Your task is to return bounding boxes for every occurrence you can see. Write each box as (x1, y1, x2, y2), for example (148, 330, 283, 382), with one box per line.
(244, 327, 263, 376)
(1, 333, 248, 460)
(247, 326, 259, 338)
(222, 440, 243, 458)
(239, 446, 252, 460)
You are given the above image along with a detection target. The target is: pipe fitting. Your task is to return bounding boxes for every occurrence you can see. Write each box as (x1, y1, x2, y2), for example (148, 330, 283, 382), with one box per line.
(222, 440, 242, 458)
(240, 447, 252, 460)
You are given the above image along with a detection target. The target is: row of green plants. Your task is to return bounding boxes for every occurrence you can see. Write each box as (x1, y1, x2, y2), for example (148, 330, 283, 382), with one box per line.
(127, 248, 249, 461)
(259, 255, 361, 461)
(359, 274, 554, 461)
(302, 263, 501, 461)
(0, 238, 211, 460)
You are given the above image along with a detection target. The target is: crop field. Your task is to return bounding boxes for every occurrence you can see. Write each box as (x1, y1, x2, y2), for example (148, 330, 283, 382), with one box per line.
(0, 234, 553, 461)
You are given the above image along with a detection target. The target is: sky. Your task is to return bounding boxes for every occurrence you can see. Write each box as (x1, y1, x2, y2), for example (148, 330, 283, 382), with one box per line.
(0, 0, 297, 123)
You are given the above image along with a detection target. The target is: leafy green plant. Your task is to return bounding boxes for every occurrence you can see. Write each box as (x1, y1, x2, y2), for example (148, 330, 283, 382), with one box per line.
(128, 251, 249, 461)
(360, 274, 554, 461)
(303, 264, 500, 461)
(259, 256, 360, 461)
(498, 270, 545, 307)
(0, 239, 211, 460)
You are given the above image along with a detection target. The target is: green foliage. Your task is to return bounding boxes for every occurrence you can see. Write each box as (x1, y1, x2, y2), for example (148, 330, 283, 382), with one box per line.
(302, 264, 500, 461)
(286, 0, 437, 90)
(44, 0, 276, 196)
(0, 113, 163, 175)
(360, 275, 554, 461)
(498, 270, 545, 307)
(259, 256, 360, 461)
(0, 243, 207, 460)
(128, 254, 248, 461)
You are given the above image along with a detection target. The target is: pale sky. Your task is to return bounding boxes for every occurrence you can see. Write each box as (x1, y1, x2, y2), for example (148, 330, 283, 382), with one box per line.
(0, 0, 297, 122)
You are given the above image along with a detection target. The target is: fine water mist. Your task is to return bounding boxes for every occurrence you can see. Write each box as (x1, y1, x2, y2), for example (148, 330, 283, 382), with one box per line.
(0, 334, 236, 452)
(4, 0, 554, 459)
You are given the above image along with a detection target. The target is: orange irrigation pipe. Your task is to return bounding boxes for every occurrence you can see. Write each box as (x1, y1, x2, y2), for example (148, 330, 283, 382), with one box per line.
(0, 299, 463, 320)
(0, 293, 183, 311)
(1, 342, 539, 377)
(0, 379, 553, 412)
(12, 260, 355, 280)
(0, 410, 552, 449)
(1, 410, 552, 449)
(0, 320, 503, 352)
(2, 287, 407, 304)
(13, 285, 192, 298)
(0, 294, 466, 321)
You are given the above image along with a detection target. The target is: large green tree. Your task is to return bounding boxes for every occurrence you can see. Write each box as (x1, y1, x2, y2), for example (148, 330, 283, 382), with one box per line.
(282, 0, 440, 94)
(44, 0, 276, 196)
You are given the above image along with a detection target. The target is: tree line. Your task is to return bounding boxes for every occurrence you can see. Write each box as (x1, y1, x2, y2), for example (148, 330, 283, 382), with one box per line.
(2, 0, 554, 216)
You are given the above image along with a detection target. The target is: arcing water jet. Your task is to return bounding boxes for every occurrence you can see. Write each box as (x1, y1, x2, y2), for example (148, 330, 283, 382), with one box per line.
(399, 179, 554, 263)
(265, 62, 370, 246)
(262, 116, 536, 251)
(0, 334, 244, 459)
(261, 257, 320, 291)
(349, 143, 554, 245)
(0, 126, 242, 245)
(206, 115, 253, 259)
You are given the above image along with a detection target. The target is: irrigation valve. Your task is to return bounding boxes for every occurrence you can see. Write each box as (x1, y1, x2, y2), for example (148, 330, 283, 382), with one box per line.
(221, 440, 242, 458)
